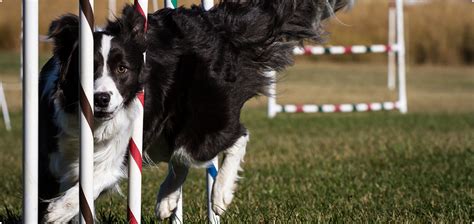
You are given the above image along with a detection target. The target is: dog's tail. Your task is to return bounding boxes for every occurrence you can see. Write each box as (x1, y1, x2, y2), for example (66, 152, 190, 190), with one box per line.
(205, 0, 348, 72)
(212, 0, 347, 43)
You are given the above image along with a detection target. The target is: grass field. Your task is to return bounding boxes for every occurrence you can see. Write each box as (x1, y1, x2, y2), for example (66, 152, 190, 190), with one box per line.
(0, 51, 473, 222)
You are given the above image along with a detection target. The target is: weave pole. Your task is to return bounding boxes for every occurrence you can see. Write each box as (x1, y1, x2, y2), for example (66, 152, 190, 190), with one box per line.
(165, 0, 178, 9)
(165, 0, 181, 223)
(79, 0, 95, 223)
(169, 165, 183, 224)
(396, 0, 408, 114)
(22, 0, 39, 222)
(128, 1, 148, 223)
(200, 0, 221, 223)
(152, 0, 159, 11)
(202, 0, 213, 10)
(206, 160, 219, 224)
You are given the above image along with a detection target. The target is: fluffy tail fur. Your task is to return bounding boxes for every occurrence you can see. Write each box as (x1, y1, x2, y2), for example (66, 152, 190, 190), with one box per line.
(211, 0, 347, 44)
(199, 0, 348, 72)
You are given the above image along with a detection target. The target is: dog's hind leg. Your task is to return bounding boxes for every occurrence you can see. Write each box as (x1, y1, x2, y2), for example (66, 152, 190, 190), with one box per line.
(155, 161, 189, 220)
(212, 133, 249, 215)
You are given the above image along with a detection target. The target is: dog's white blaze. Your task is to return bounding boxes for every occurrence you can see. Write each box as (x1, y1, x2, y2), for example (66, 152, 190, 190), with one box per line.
(100, 35, 113, 76)
(94, 35, 123, 113)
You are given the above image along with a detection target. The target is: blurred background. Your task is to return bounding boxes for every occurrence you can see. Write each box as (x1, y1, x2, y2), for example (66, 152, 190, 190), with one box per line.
(0, 0, 472, 111)
(0, 0, 472, 222)
(0, 0, 472, 64)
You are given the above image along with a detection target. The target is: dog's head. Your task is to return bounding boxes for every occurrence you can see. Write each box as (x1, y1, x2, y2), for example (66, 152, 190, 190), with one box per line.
(49, 5, 146, 121)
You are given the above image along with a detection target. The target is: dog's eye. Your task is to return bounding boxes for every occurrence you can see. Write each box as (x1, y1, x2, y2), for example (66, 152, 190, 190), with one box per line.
(116, 66, 127, 74)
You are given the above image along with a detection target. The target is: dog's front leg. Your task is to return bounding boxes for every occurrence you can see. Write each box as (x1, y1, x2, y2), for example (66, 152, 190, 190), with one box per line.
(45, 163, 124, 223)
(44, 183, 80, 223)
(155, 161, 189, 220)
(212, 133, 249, 215)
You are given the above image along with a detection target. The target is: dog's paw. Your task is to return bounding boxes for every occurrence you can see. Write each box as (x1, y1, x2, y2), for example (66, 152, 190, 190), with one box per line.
(155, 190, 181, 220)
(45, 197, 78, 223)
(212, 178, 236, 216)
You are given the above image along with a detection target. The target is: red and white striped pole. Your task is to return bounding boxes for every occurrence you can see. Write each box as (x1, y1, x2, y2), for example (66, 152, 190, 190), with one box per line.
(79, 0, 95, 223)
(22, 0, 39, 222)
(128, 0, 148, 223)
(293, 44, 397, 55)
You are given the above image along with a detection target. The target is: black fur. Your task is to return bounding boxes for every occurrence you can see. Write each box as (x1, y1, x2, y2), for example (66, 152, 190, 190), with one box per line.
(142, 0, 348, 162)
(38, 0, 346, 220)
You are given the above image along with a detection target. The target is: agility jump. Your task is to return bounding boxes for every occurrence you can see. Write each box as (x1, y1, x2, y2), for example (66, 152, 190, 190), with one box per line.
(267, 0, 407, 118)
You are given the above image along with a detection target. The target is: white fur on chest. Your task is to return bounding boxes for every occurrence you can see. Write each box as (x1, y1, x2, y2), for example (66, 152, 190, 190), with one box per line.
(50, 99, 141, 190)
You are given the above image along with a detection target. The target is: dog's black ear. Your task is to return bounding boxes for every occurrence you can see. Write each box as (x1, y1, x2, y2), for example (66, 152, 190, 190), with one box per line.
(48, 14, 79, 64)
(106, 4, 147, 52)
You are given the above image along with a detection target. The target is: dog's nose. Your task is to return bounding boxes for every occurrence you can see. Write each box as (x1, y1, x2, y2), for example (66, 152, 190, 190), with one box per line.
(94, 92, 111, 108)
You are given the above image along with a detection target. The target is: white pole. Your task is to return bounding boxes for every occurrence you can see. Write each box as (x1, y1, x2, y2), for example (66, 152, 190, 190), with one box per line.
(165, 0, 177, 9)
(387, 0, 396, 90)
(152, 0, 159, 11)
(170, 185, 183, 224)
(20, 6, 24, 81)
(168, 1, 181, 222)
(202, 0, 213, 10)
(207, 158, 220, 224)
(128, 0, 148, 223)
(108, 0, 116, 21)
(396, 0, 407, 114)
(22, 1, 39, 222)
(79, 0, 95, 223)
(0, 83, 12, 131)
(267, 71, 278, 118)
(200, 1, 220, 223)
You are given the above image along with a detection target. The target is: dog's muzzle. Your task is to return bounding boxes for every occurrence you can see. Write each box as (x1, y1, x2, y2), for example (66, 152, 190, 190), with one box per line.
(94, 92, 113, 119)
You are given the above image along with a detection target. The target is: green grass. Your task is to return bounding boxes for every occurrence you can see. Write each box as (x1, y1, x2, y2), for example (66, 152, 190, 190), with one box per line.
(0, 110, 473, 223)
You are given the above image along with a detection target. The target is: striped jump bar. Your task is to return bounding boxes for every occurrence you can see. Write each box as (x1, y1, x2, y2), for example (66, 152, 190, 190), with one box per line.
(294, 44, 399, 56)
(276, 101, 400, 113)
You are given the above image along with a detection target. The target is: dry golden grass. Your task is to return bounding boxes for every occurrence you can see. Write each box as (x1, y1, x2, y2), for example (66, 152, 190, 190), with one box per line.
(0, 0, 473, 64)
(326, 0, 474, 65)
(0, 0, 202, 53)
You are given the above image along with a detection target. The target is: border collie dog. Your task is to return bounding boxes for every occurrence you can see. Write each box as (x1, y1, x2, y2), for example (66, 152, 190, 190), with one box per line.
(143, 0, 347, 219)
(39, 0, 346, 222)
(38, 8, 146, 222)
